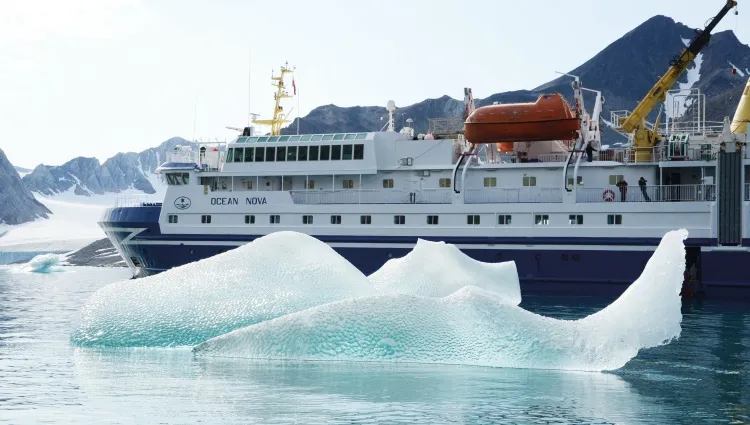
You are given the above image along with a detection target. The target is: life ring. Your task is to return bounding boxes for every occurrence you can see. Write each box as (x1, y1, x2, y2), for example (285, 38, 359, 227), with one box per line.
(603, 189, 615, 202)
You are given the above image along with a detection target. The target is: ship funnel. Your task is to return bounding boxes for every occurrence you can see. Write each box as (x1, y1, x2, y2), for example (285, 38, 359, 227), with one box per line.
(731, 77, 750, 134)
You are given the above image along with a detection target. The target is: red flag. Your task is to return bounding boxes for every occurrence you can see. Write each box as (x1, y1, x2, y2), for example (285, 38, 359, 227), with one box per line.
(292, 78, 296, 95)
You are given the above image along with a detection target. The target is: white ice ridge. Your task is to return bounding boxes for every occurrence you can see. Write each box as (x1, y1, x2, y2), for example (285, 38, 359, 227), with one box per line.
(194, 230, 688, 372)
(70, 231, 520, 347)
(17, 253, 65, 273)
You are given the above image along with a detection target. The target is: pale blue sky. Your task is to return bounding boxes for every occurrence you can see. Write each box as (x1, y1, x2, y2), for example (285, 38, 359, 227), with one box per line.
(1, 0, 747, 168)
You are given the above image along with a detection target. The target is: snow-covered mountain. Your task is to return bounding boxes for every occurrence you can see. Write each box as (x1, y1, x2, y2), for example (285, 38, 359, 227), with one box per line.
(22, 137, 195, 197)
(0, 148, 50, 226)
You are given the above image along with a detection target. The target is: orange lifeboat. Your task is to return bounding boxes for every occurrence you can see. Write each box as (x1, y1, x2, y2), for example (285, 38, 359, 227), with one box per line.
(464, 93, 579, 144)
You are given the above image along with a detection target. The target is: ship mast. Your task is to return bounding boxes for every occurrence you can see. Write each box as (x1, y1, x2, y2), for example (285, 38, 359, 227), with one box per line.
(252, 62, 295, 136)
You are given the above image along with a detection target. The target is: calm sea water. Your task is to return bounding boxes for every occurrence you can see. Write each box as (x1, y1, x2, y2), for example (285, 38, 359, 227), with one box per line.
(0, 266, 748, 424)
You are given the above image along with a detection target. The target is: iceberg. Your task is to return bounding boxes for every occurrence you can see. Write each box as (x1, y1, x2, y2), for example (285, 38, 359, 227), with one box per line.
(20, 253, 65, 273)
(193, 230, 688, 372)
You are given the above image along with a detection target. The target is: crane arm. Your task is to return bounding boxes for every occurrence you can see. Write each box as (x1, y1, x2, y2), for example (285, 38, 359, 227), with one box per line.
(619, 1, 737, 147)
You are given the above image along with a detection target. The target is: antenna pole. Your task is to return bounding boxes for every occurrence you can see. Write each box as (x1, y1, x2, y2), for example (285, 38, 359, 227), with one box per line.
(192, 78, 199, 141)
(296, 72, 300, 135)
(247, 51, 252, 126)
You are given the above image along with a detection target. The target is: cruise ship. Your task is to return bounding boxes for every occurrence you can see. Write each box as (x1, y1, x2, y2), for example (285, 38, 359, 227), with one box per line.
(100, 2, 750, 296)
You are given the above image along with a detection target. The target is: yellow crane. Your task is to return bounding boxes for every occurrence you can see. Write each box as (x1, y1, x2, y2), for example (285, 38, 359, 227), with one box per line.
(617, 0, 738, 161)
(732, 77, 750, 134)
(252, 62, 295, 136)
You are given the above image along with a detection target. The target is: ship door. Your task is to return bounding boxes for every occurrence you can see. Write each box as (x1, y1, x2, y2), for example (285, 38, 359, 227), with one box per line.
(409, 174, 422, 203)
(718, 151, 742, 245)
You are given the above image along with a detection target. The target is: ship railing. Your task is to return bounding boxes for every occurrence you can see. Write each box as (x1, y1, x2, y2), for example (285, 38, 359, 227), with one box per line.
(289, 189, 454, 205)
(464, 187, 563, 204)
(113, 195, 163, 208)
(576, 184, 716, 203)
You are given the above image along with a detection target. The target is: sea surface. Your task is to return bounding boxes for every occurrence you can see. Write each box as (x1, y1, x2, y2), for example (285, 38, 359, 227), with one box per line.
(0, 266, 748, 424)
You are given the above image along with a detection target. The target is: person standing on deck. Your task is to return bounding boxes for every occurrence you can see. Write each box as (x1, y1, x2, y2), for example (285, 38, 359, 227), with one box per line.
(616, 179, 628, 202)
(638, 177, 651, 202)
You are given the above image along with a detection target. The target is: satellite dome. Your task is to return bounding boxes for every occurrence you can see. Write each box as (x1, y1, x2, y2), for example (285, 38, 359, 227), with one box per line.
(386, 100, 396, 112)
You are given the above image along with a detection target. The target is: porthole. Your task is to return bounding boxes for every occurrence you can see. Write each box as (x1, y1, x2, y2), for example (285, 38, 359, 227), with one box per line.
(573, 254, 581, 261)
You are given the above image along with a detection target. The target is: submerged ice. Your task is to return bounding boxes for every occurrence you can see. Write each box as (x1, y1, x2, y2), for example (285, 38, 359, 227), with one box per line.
(72, 228, 688, 372)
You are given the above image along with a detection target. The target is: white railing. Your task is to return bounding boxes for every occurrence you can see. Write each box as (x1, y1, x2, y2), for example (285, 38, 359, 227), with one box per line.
(113, 196, 162, 208)
(415, 189, 453, 204)
(290, 189, 453, 205)
(576, 184, 715, 203)
(464, 187, 563, 204)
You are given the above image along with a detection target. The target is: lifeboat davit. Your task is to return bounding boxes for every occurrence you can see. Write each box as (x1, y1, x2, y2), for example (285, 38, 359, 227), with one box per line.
(464, 93, 580, 144)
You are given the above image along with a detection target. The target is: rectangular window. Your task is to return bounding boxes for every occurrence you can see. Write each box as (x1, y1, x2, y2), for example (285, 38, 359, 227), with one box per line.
(309, 145, 319, 160)
(394, 215, 405, 225)
(467, 215, 481, 225)
(439, 178, 452, 188)
(270, 215, 281, 224)
(306, 180, 315, 189)
(302, 215, 313, 224)
(534, 214, 549, 225)
(233, 147, 244, 162)
(483, 177, 497, 187)
(276, 146, 286, 162)
(244, 147, 254, 162)
(286, 146, 297, 161)
(567, 176, 583, 186)
(265, 147, 275, 162)
(427, 215, 439, 225)
(569, 214, 583, 225)
(254, 147, 265, 162)
(609, 175, 625, 185)
(342, 144, 353, 160)
(168, 214, 178, 223)
(244, 215, 255, 224)
(353, 144, 364, 160)
(607, 214, 623, 225)
(523, 176, 537, 186)
(330, 215, 341, 224)
(298, 146, 308, 161)
(360, 215, 372, 225)
(201, 215, 212, 224)
(225, 148, 234, 163)
(343, 179, 354, 189)
(383, 179, 394, 188)
(331, 145, 342, 160)
(319, 145, 330, 160)
(498, 215, 512, 225)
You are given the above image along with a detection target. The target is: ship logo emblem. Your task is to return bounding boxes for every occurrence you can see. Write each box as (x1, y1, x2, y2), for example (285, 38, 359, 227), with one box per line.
(174, 196, 192, 210)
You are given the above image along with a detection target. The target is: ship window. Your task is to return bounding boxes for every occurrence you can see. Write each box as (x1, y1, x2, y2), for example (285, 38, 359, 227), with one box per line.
(439, 178, 452, 188)
(254, 147, 265, 162)
(360, 215, 372, 224)
(569, 214, 583, 225)
(320, 145, 330, 160)
(276, 146, 286, 162)
(168, 214, 178, 223)
(311, 135, 323, 141)
(394, 215, 405, 225)
(233, 147, 244, 162)
(383, 179, 394, 188)
(246, 180, 253, 189)
(166, 173, 189, 185)
(609, 175, 624, 185)
(484, 177, 497, 187)
(306, 180, 315, 189)
(302, 215, 314, 224)
(607, 214, 623, 225)
(287, 146, 297, 161)
(265, 147, 275, 162)
(309, 146, 319, 160)
(427, 215, 439, 225)
(245, 214, 255, 224)
(523, 176, 537, 186)
(244, 147, 254, 162)
(298, 146, 308, 161)
(300, 135, 312, 141)
(279, 136, 290, 142)
(226, 148, 234, 163)
(289, 136, 301, 142)
(343, 179, 354, 189)
(201, 215, 212, 224)
(467, 215, 481, 225)
(354, 144, 364, 160)
(342, 144, 353, 160)
(356, 133, 367, 140)
(322, 135, 334, 141)
(344, 133, 356, 140)
(534, 214, 549, 225)
(567, 176, 583, 186)
(257, 137, 269, 142)
(498, 215, 511, 225)
(269, 136, 280, 142)
(236, 137, 247, 143)
(333, 134, 345, 141)
(331, 215, 341, 224)
(270, 215, 281, 224)
(247, 137, 258, 142)
(331, 145, 342, 160)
